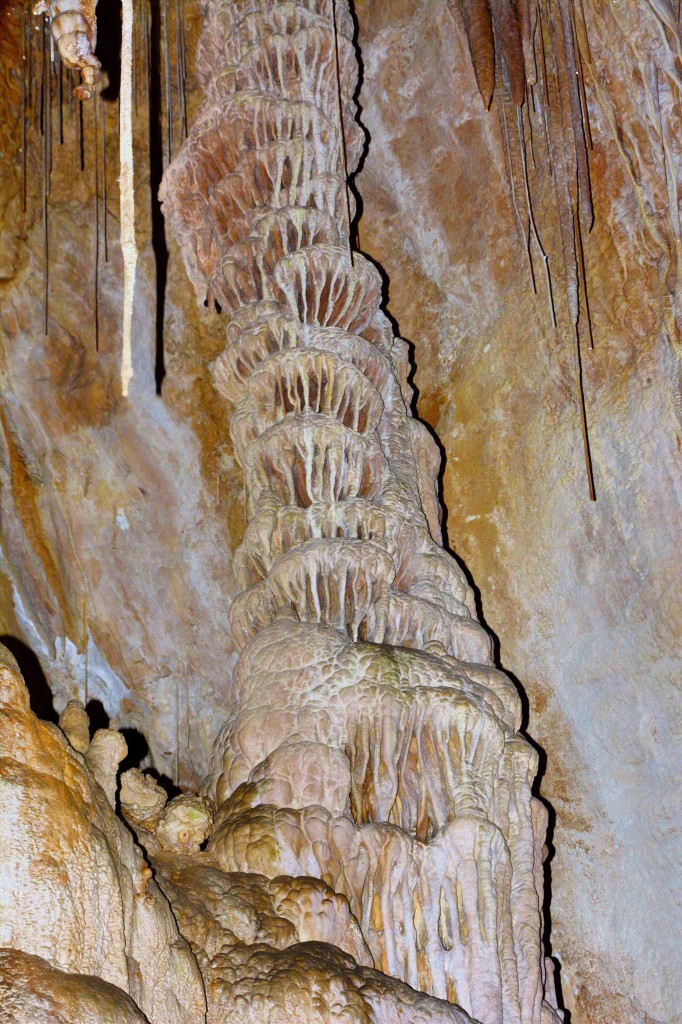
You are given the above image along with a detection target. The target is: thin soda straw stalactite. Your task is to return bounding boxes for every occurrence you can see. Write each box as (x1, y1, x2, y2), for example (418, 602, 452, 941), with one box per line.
(133, 3, 139, 118)
(101, 94, 108, 261)
(185, 667, 190, 760)
(120, 0, 137, 396)
(43, 17, 51, 336)
(571, 238, 597, 502)
(82, 596, 89, 707)
(525, 87, 537, 171)
(48, 27, 54, 174)
(573, 196, 593, 348)
(177, 0, 188, 140)
(498, 75, 535, 292)
(39, 15, 45, 136)
(94, 93, 100, 352)
(57, 48, 63, 145)
(78, 97, 84, 171)
(174, 673, 180, 787)
(21, 10, 28, 214)
(518, 106, 556, 326)
(28, 14, 34, 116)
(331, 0, 354, 265)
(162, 0, 173, 164)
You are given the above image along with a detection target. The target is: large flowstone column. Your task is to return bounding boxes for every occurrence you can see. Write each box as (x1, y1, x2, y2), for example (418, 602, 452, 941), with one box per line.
(161, 3, 560, 1022)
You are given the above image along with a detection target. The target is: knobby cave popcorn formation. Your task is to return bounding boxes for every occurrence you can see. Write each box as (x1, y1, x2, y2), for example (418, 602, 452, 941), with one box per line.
(160, 2, 564, 1022)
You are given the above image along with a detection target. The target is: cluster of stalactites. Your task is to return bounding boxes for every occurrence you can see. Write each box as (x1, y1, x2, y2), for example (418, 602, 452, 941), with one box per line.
(450, 0, 597, 500)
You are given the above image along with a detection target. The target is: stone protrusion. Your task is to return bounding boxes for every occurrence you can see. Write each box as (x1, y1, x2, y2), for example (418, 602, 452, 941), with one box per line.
(85, 728, 128, 808)
(120, 767, 169, 830)
(58, 698, 90, 755)
(160, 1, 558, 1021)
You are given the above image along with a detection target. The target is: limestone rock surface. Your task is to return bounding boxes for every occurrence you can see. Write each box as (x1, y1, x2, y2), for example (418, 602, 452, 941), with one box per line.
(0, 949, 148, 1024)
(353, 3, 682, 1023)
(0, 644, 206, 1024)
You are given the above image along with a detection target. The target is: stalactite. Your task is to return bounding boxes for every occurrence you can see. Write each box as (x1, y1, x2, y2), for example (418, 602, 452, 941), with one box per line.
(42, 17, 50, 337)
(557, 0, 593, 230)
(332, 0, 354, 265)
(518, 106, 556, 324)
(453, 0, 496, 109)
(100, 92, 108, 261)
(499, 78, 535, 290)
(120, 0, 137, 396)
(162, 0, 172, 163)
(490, 0, 527, 105)
(453, 0, 597, 496)
(32, 0, 101, 100)
(519, 0, 538, 85)
(93, 94, 100, 352)
(571, 2, 593, 150)
(21, 11, 28, 214)
(535, 4, 553, 175)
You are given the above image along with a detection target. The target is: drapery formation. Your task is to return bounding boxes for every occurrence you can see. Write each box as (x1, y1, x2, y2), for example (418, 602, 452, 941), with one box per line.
(161, 2, 562, 1022)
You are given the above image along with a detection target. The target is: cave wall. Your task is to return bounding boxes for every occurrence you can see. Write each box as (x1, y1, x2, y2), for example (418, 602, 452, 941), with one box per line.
(0, 0, 245, 788)
(0, 1, 679, 1023)
(352, 4, 682, 1024)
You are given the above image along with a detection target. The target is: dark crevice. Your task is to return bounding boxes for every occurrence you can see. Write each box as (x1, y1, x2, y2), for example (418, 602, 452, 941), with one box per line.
(1, 635, 57, 723)
(149, 0, 168, 394)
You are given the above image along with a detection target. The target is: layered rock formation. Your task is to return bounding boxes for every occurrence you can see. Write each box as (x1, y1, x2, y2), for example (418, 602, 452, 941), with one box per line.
(0, 645, 206, 1024)
(158, 2, 563, 1021)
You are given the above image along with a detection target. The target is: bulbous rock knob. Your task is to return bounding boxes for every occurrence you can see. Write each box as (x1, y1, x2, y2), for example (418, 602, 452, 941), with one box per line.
(120, 767, 169, 831)
(58, 698, 91, 754)
(155, 794, 214, 854)
(86, 728, 128, 808)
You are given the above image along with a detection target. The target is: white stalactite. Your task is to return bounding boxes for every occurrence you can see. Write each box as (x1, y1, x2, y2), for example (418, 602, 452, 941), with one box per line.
(119, 0, 136, 397)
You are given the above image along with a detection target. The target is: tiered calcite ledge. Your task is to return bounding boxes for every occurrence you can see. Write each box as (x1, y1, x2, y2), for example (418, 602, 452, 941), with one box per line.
(158, 1, 564, 1022)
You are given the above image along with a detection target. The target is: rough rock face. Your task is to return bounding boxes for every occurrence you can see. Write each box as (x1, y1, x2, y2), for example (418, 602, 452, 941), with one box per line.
(159, 1, 561, 1022)
(0, 643, 206, 1023)
(0, 949, 148, 1024)
(352, 3, 682, 1024)
(0, 0, 242, 790)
